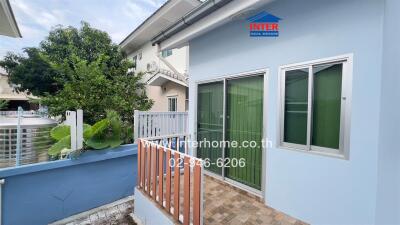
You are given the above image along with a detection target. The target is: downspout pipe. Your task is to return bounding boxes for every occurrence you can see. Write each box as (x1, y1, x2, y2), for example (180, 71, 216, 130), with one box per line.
(151, 0, 232, 46)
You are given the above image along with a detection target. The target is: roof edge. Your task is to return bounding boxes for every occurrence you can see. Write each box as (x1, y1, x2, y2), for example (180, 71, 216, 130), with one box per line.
(158, 0, 275, 50)
(151, 0, 232, 46)
(1, 0, 22, 38)
(119, 0, 172, 47)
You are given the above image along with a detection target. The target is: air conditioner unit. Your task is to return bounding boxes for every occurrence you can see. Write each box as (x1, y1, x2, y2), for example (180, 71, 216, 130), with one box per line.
(147, 61, 158, 72)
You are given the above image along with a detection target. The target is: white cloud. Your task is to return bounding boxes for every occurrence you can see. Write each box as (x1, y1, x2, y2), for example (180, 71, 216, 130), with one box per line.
(11, 0, 67, 30)
(123, 1, 153, 21)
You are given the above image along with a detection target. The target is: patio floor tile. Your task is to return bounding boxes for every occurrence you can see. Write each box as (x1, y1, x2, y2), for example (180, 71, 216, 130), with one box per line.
(203, 176, 308, 225)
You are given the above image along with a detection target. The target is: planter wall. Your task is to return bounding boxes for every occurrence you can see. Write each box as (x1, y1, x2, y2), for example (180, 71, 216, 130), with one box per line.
(0, 144, 137, 225)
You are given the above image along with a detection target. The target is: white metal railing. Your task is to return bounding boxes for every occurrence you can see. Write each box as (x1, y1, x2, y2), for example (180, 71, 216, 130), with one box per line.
(134, 110, 188, 141)
(158, 68, 188, 83)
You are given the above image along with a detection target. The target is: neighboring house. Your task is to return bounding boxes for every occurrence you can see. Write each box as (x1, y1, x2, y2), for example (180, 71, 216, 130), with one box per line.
(120, 0, 201, 112)
(141, 0, 399, 224)
(0, 68, 38, 110)
(0, 1, 29, 111)
(0, 0, 21, 37)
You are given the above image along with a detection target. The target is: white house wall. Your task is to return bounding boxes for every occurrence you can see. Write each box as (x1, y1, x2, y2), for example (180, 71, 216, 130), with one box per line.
(128, 42, 188, 112)
(188, 0, 385, 224)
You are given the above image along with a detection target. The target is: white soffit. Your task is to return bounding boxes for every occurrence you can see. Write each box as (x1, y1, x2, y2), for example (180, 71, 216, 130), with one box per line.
(120, 0, 200, 54)
(0, 0, 21, 38)
(159, 0, 275, 50)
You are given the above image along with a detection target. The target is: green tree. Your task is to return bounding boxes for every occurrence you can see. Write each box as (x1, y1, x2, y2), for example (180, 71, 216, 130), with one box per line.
(0, 22, 153, 132)
(41, 56, 152, 125)
(0, 22, 131, 96)
(0, 48, 60, 96)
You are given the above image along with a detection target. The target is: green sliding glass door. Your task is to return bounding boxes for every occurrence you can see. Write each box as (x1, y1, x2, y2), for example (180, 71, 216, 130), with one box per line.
(225, 76, 263, 190)
(197, 75, 264, 190)
(197, 82, 223, 175)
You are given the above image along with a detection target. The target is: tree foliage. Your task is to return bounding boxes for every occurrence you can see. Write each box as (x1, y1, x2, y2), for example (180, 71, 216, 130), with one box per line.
(0, 22, 153, 128)
(0, 100, 8, 110)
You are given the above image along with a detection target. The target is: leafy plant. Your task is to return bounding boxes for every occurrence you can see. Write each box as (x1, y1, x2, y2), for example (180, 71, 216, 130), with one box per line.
(0, 100, 8, 110)
(85, 110, 123, 149)
(48, 110, 125, 157)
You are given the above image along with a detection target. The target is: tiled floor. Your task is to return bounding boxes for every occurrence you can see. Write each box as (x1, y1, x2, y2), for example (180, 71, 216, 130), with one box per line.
(204, 176, 308, 225)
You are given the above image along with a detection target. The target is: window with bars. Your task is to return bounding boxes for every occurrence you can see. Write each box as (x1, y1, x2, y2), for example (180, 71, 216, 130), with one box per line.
(168, 96, 177, 112)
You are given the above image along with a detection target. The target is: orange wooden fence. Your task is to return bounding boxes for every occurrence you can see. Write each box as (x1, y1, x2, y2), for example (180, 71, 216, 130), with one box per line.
(137, 139, 203, 225)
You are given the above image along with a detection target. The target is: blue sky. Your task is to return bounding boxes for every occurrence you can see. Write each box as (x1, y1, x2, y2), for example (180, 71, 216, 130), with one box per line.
(0, 0, 167, 59)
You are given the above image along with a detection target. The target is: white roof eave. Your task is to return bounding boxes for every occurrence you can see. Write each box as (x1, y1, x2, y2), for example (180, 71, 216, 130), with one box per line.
(159, 0, 275, 50)
(0, 0, 21, 38)
(120, 0, 201, 54)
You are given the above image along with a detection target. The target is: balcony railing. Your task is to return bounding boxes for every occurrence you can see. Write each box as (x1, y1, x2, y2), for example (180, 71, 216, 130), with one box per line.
(137, 139, 203, 225)
(134, 110, 188, 141)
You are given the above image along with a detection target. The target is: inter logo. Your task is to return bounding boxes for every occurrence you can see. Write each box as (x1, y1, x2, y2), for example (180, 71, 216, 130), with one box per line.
(247, 11, 282, 37)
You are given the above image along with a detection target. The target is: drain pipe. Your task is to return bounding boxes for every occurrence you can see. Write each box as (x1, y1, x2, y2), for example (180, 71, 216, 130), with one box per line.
(151, 0, 232, 45)
(0, 179, 4, 225)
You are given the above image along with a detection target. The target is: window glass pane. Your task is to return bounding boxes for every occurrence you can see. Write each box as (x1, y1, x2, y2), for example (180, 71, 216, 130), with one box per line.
(284, 69, 309, 145)
(162, 49, 173, 58)
(168, 98, 177, 111)
(132, 56, 137, 70)
(226, 75, 263, 190)
(312, 63, 342, 149)
(197, 82, 223, 175)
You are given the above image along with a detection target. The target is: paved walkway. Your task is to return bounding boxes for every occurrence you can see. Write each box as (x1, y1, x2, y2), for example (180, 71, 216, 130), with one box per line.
(204, 176, 308, 225)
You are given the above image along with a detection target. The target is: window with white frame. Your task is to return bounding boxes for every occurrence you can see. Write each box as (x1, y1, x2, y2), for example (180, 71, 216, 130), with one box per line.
(168, 96, 177, 112)
(162, 49, 172, 58)
(132, 55, 137, 70)
(279, 55, 352, 158)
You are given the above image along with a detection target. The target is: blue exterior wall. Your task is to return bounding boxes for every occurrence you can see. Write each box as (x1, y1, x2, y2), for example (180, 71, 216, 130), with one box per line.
(188, 0, 385, 224)
(375, 0, 400, 224)
(0, 144, 137, 225)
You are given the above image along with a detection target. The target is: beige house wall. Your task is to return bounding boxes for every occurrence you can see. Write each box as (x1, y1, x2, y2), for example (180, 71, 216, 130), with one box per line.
(128, 42, 188, 112)
(146, 81, 186, 112)
(0, 73, 32, 100)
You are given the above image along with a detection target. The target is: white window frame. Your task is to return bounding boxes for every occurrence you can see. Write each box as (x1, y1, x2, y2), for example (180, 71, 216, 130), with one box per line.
(162, 49, 172, 58)
(132, 55, 137, 70)
(168, 96, 177, 112)
(194, 68, 269, 198)
(278, 54, 353, 159)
